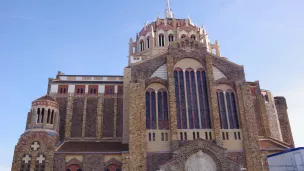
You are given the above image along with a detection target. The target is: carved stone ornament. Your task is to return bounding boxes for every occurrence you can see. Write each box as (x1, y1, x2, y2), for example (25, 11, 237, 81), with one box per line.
(185, 150, 216, 171)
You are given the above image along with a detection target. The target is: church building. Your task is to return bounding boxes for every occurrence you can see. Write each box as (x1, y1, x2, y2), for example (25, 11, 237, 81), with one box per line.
(12, 1, 295, 171)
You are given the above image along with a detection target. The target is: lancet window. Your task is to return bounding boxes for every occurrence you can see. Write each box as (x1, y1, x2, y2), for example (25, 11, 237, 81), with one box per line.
(217, 89, 239, 129)
(146, 88, 169, 130)
(158, 34, 165, 47)
(174, 67, 211, 129)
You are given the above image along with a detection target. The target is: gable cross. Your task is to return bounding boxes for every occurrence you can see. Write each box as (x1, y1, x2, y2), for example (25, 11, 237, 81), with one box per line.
(37, 154, 45, 164)
(31, 142, 40, 151)
(22, 154, 31, 164)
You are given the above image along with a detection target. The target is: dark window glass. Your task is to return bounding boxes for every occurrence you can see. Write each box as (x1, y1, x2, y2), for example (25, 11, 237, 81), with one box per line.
(179, 70, 187, 129)
(193, 132, 196, 140)
(184, 132, 187, 140)
(41, 108, 45, 123)
(218, 92, 228, 129)
(47, 109, 51, 123)
(161, 132, 164, 141)
(51, 110, 54, 124)
(226, 92, 234, 129)
(163, 92, 169, 129)
(151, 92, 156, 129)
(186, 71, 193, 129)
(158, 92, 163, 129)
(197, 70, 211, 129)
(37, 108, 40, 123)
(180, 132, 183, 140)
(146, 92, 150, 129)
(191, 71, 199, 128)
(205, 132, 208, 140)
(231, 93, 239, 129)
(174, 71, 181, 129)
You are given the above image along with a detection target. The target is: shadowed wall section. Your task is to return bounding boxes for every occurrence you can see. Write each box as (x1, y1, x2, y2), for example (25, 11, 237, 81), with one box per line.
(116, 98, 123, 137)
(71, 97, 84, 137)
(103, 98, 115, 137)
(85, 97, 98, 138)
(57, 97, 68, 140)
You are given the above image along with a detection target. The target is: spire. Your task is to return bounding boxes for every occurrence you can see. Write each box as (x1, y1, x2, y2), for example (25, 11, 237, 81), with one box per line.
(165, 0, 174, 19)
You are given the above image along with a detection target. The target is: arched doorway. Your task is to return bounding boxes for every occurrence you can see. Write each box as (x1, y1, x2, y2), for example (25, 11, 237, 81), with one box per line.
(66, 164, 82, 171)
(105, 164, 121, 171)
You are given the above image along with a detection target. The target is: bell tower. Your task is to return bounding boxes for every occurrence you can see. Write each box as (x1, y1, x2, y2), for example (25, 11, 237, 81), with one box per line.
(12, 95, 60, 171)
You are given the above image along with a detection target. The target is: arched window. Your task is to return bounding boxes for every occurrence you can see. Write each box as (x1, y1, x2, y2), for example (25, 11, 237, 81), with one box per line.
(197, 69, 211, 129)
(264, 94, 269, 102)
(147, 36, 150, 49)
(158, 34, 165, 47)
(174, 68, 187, 129)
(157, 89, 169, 129)
(181, 34, 187, 38)
(140, 40, 144, 52)
(20, 154, 31, 171)
(146, 89, 156, 129)
(216, 90, 239, 129)
(36, 108, 41, 123)
(191, 35, 196, 40)
(168, 34, 174, 42)
(185, 68, 199, 129)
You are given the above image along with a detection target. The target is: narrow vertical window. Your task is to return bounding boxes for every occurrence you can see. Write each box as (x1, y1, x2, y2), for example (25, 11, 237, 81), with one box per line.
(197, 132, 200, 138)
(174, 68, 187, 129)
(217, 91, 228, 129)
(180, 132, 183, 140)
(149, 133, 151, 141)
(63, 88, 66, 94)
(197, 69, 211, 128)
(226, 92, 234, 129)
(209, 132, 212, 140)
(184, 132, 187, 140)
(146, 91, 151, 129)
(168, 34, 174, 42)
(47, 109, 50, 123)
(158, 91, 163, 129)
(161, 132, 164, 141)
(41, 108, 45, 123)
(191, 35, 196, 40)
(60, 88, 63, 94)
(50, 110, 54, 124)
(37, 108, 41, 123)
(147, 37, 150, 49)
(193, 132, 196, 140)
(153, 133, 155, 141)
(159, 34, 164, 47)
(140, 40, 144, 52)
(165, 133, 168, 141)
(163, 92, 169, 129)
(151, 92, 156, 129)
(231, 92, 239, 129)
(205, 132, 208, 140)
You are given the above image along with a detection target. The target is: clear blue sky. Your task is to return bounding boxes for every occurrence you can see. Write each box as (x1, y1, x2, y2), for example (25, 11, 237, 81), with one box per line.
(1, 0, 303, 170)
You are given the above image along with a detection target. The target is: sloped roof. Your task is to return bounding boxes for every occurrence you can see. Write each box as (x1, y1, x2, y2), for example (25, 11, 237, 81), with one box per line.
(34, 95, 56, 102)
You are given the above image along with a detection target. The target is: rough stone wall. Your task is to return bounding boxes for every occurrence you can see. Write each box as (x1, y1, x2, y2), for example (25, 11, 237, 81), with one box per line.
(26, 112, 31, 130)
(166, 54, 178, 141)
(235, 83, 263, 171)
(71, 97, 84, 137)
(116, 97, 123, 138)
(265, 102, 282, 141)
(123, 67, 131, 144)
(12, 131, 58, 171)
(129, 82, 146, 171)
(85, 97, 98, 137)
(83, 154, 104, 170)
(53, 154, 65, 171)
(56, 97, 68, 141)
(146, 152, 172, 171)
(252, 98, 265, 136)
(103, 97, 115, 137)
(227, 152, 246, 168)
(121, 153, 130, 171)
(205, 55, 222, 145)
(275, 97, 294, 147)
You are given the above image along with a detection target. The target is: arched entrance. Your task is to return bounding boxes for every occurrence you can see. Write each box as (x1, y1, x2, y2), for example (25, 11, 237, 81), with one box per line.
(105, 164, 121, 171)
(66, 164, 82, 171)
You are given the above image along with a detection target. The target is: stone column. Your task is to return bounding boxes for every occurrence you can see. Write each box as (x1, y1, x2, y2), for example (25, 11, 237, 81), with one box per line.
(65, 96, 73, 139)
(97, 94, 103, 140)
(235, 83, 263, 171)
(166, 54, 178, 141)
(205, 55, 221, 145)
(128, 81, 146, 171)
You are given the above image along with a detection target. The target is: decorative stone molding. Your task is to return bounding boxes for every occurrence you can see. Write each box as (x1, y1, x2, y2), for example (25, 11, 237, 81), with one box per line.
(159, 139, 240, 171)
(214, 77, 235, 88)
(66, 158, 83, 168)
(145, 76, 168, 87)
(104, 158, 122, 168)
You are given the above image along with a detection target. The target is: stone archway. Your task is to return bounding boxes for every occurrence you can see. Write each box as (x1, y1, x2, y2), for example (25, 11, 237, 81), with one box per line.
(185, 150, 216, 171)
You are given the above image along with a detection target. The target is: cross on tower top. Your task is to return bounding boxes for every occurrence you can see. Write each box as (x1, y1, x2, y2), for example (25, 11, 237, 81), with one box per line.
(37, 154, 45, 164)
(22, 154, 31, 164)
(31, 142, 40, 151)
